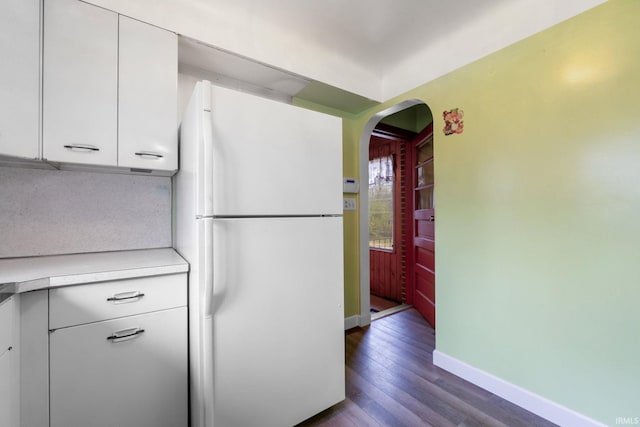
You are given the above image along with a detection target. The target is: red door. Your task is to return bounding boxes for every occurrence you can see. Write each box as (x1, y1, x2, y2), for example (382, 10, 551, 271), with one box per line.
(411, 125, 435, 327)
(368, 133, 403, 302)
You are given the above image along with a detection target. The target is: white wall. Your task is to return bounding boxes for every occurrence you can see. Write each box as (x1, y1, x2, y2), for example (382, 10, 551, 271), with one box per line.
(0, 166, 171, 258)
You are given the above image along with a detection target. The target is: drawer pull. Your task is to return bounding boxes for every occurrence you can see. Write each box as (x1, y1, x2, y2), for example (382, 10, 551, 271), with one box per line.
(63, 144, 100, 152)
(107, 327, 145, 343)
(134, 151, 164, 159)
(107, 291, 145, 304)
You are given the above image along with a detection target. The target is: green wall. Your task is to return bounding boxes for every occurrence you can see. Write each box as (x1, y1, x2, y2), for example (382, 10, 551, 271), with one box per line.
(292, 98, 362, 317)
(340, 0, 640, 423)
(379, 104, 432, 133)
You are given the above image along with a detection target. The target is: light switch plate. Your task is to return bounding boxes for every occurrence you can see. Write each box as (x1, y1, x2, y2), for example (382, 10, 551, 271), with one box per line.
(343, 198, 356, 211)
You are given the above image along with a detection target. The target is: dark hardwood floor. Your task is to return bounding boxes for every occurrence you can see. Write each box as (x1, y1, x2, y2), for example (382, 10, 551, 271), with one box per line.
(297, 309, 557, 427)
(370, 294, 402, 312)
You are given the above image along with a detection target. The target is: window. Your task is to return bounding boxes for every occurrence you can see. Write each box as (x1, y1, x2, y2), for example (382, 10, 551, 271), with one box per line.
(369, 155, 394, 250)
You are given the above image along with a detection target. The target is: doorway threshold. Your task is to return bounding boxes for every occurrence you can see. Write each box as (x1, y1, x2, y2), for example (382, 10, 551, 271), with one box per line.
(371, 303, 412, 321)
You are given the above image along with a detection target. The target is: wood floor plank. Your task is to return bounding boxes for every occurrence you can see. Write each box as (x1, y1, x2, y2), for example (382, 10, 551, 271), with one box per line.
(352, 318, 432, 358)
(347, 366, 436, 427)
(348, 363, 457, 427)
(345, 331, 441, 383)
(301, 398, 379, 427)
(368, 320, 434, 353)
(348, 343, 501, 426)
(297, 309, 557, 427)
(340, 398, 385, 427)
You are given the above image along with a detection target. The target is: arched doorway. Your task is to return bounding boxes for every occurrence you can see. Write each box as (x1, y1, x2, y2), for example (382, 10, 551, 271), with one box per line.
(359, 101, 435, 326)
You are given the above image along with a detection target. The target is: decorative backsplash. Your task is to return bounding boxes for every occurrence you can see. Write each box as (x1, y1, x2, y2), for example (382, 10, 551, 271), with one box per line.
(0, 166, 172, 258)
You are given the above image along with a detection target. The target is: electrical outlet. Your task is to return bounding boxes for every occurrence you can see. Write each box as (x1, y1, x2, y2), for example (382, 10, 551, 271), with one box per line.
(343, 198, 356, 211)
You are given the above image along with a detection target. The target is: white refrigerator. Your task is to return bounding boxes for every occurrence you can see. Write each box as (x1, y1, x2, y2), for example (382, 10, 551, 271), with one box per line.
(174, 81, 345, 427)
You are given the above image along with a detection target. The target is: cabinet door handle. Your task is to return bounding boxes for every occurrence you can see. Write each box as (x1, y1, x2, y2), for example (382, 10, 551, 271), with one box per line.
(63, 144, 100, 152)
(107, 291, 145, 304)
(107, 327, 145, 343)
(134, 151, 164, 159)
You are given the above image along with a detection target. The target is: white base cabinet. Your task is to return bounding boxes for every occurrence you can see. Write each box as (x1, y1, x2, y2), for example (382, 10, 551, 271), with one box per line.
(19, 273, 188, 427)
(0, 296, 18, 427)
(50, 307, 187, 427)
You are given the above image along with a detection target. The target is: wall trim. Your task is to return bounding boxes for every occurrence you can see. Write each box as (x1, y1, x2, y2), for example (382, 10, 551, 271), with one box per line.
(344, 315, 359, 330)
(432, 350, 607, 427)
(344, 314, 371, 330)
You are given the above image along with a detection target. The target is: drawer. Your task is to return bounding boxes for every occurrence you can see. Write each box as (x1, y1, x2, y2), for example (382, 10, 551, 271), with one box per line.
(49, 273, 186, 329)
(0, 297, 13, 354)
(50, 307, 188, 427)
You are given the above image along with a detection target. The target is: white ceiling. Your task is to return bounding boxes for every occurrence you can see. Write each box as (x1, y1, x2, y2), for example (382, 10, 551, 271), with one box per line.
(90, 0, 607, 112)
(207, 0, 509, 76)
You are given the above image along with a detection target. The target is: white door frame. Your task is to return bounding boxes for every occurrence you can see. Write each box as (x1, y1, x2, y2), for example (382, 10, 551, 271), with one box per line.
(357, 99, 426, 327)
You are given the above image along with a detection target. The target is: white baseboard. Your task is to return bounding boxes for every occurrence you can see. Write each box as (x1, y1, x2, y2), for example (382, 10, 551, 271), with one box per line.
(432, 350, 606, 427)
(344, 315, 359, 330)
(344, 314, 371, 330)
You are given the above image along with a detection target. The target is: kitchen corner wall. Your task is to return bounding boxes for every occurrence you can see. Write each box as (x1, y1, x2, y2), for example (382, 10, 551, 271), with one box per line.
(0, 166, 171, 258)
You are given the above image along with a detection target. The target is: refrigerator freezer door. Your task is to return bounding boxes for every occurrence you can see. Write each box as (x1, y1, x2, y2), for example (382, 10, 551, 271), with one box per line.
(208, 84, 343, 216)
(177, 81, 214, 219)
(211, 216, 345, 427)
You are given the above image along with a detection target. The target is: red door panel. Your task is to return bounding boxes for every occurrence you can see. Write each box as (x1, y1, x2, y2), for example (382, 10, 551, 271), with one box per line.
(410, 124, 435, 327)
(415, 245, 435, 272)
(416, 221, 434, 238)
(415, 269, 435, 300)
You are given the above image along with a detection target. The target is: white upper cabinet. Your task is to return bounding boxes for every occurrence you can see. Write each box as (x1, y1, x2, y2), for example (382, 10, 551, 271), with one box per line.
(0, 0, 40, 159)
(42, 0, 178, 173)
(43, 0, 119, 166)
(118, 16, 178, 171)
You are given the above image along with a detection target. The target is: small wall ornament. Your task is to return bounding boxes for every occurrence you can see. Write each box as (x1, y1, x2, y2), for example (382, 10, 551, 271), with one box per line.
(443, 108, 464, 135)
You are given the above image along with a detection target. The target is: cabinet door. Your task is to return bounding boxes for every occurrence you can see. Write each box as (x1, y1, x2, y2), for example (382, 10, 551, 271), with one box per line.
(0, 298, 14, 427)
(118, 16, 178, 172)
(0, 350, 11, 427)
(50, 307, 188, 427)
(0, 298, 12, 355)
(20, 290, 49, 427)
(43, 0, 118, 166)
(0, 0, 40, 159)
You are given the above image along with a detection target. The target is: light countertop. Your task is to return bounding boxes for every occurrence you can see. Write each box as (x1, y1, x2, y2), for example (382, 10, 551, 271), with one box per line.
(0, 248, 189, 294)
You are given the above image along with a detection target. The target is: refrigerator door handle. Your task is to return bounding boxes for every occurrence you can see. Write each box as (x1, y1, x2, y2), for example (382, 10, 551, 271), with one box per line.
(203, 219, 214, 318)
(197, 82, 214, 217)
